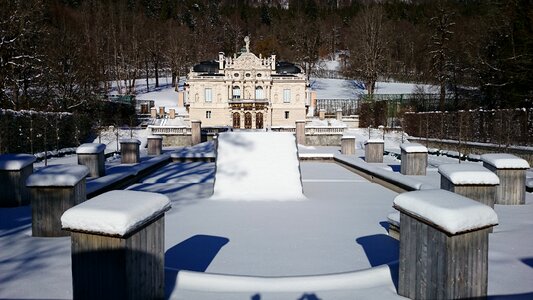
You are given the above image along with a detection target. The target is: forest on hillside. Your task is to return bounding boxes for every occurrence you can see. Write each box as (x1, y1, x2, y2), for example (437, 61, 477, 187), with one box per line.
(1, 0, 532, 114)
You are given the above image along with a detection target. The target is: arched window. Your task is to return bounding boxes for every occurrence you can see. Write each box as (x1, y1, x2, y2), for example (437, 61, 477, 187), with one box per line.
(255, 86, 264, 100)
(232, 86, 241, 99)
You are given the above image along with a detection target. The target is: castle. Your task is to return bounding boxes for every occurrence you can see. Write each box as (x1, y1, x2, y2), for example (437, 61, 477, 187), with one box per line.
(185, 37, 310, 129)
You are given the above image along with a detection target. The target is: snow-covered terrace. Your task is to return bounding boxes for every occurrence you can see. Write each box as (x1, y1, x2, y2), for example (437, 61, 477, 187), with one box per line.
(1, 131, 532, 299)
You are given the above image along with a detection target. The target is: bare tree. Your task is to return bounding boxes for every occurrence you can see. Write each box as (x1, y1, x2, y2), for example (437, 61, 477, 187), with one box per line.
(343, 5, 390, 95)
(429, 3, 455, 111)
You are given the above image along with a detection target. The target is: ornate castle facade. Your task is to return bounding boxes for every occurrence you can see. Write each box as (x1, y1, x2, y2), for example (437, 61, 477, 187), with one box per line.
(185, 37, 309, 129)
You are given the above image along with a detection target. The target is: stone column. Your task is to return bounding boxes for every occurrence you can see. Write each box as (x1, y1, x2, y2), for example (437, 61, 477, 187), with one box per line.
(394, 189, 497, 300)
(364, 139, 384, 163)
(26, 165, 89, 237)
(120, 139, 141, 164)
(169, 108, 176, 119)
(147, 135, 163, 156)
(336, 108, 343, 121)
(76, 143, 106, 178)
(341, 136, 356, 155)
(150, 108, 157, 118)
(295, 120, 306, 145)
(481, 153, 529, 205)
(191, 120, 202, 145)
(0, 154, 36, 207)
(400, 143, 428, 175)
(159, 106, 165, 117)
(439, 163, 499, 208)
(61, 190, 170, 300)
(319, 109, 326, 120)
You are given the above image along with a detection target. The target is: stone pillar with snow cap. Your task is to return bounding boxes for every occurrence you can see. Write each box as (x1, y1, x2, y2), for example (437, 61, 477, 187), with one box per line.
(26, 165, 89, 237)
(150, 107, 157, 118)
(191, 120, 202, 145)
(319, 109, 326, 120)
(400, 143, 428, 175)
(364, 139, 384, 163)
(336, 108, 343, 121)
(295, 120, 306, 145)
(438, 163, 500, 208)
(120, 138, 141, 164)
(394, 189, 498, 300)
(340, 136, 356, 155)
(481, 153, 529, 205)
(169, 108, 176, 119)
(147, 135, 163, 156)
(76, 143, 106, 178)
(61, 190, 170, 300)
(0, 154, 36, 207)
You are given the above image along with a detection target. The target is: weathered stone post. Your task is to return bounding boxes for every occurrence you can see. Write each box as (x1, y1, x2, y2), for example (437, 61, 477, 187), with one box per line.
(147, 135, 163, 156)
(438, 164, 499, 208)
(191, 120, 202, 145)
(295, 120, 306, 145)
(364, 139, 384, 163)
(340, 136, 356, 155)
(76, 143, 106, 178)
(336, 108, 343, 121)
(481, 153, 529, 205)
(169, 108, 176, 119)
(400, 143, 428, 175)
(319, 109, 326, 120)
(61, 190, 170, 300)
(120, 139, 141, 164)
(26, 165, 89, 237)
(150, 107, 157, 118)
(394, 189, 498, 300)
(159, 106, 165, 117)
(0, 154, 36, 207)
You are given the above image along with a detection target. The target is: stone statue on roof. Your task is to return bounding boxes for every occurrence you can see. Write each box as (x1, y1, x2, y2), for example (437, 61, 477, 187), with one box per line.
(244, 36, 250, 53)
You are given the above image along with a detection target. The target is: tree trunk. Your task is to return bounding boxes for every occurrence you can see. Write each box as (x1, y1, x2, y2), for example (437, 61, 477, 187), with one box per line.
(171, 71, 177, 87)
(154, 59, 159, 88)
(145, 60, 149, 92)
(439, 82, 446, 111)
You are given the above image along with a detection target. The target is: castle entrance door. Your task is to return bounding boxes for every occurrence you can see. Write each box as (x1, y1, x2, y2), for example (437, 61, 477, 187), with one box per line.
(256, 112, 264, 129)
(244, 112, 252, 129)
(233, 112, 240, 129)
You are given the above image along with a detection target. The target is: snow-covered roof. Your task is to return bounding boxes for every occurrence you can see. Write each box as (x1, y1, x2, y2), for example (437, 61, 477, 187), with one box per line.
(76, 143, 106, 154)
(119, 138, 141, 145)
(61, 190, 171, 236)
(0, 154, 36, 171)
(26, 165, 89, 187)
(393, 190, 498, 234)
(438, 164, 500, 185)
(147, 135, 163, 140)
(400, 143, 428, 153)
(481, 154, 530, 169)
(341, 136, 356, 140)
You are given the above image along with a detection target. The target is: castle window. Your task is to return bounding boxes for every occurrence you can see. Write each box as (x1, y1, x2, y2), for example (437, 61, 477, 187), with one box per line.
(257, 73, 262, 78)
(255, 86, 264, 99)
(234, 73, 239, 77)
(284, 111, 290, 119)
(204, 88, 212, 102)
(206, 111, 212, 119)
(232, 86, 241, 99)
(283, 89, 291, 103)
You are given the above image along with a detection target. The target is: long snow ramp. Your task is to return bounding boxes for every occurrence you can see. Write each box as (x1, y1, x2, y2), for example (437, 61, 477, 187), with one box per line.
(210, 132, 306, 201)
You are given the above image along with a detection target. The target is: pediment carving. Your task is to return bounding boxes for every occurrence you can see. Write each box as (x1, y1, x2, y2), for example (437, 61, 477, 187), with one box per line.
(232, 53, 264, 70)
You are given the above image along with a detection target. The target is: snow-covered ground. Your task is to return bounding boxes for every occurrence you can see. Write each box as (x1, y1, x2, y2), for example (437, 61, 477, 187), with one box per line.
(2, 132, 533, 299)
(309, 78, 438, 99)
(1, 70, 532, 299)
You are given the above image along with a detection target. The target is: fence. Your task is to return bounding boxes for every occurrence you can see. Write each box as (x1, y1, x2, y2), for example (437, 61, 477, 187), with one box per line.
(315, 99, 360, 116)
(0, 109, 85, 154)
(403, 108, 533, 147)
